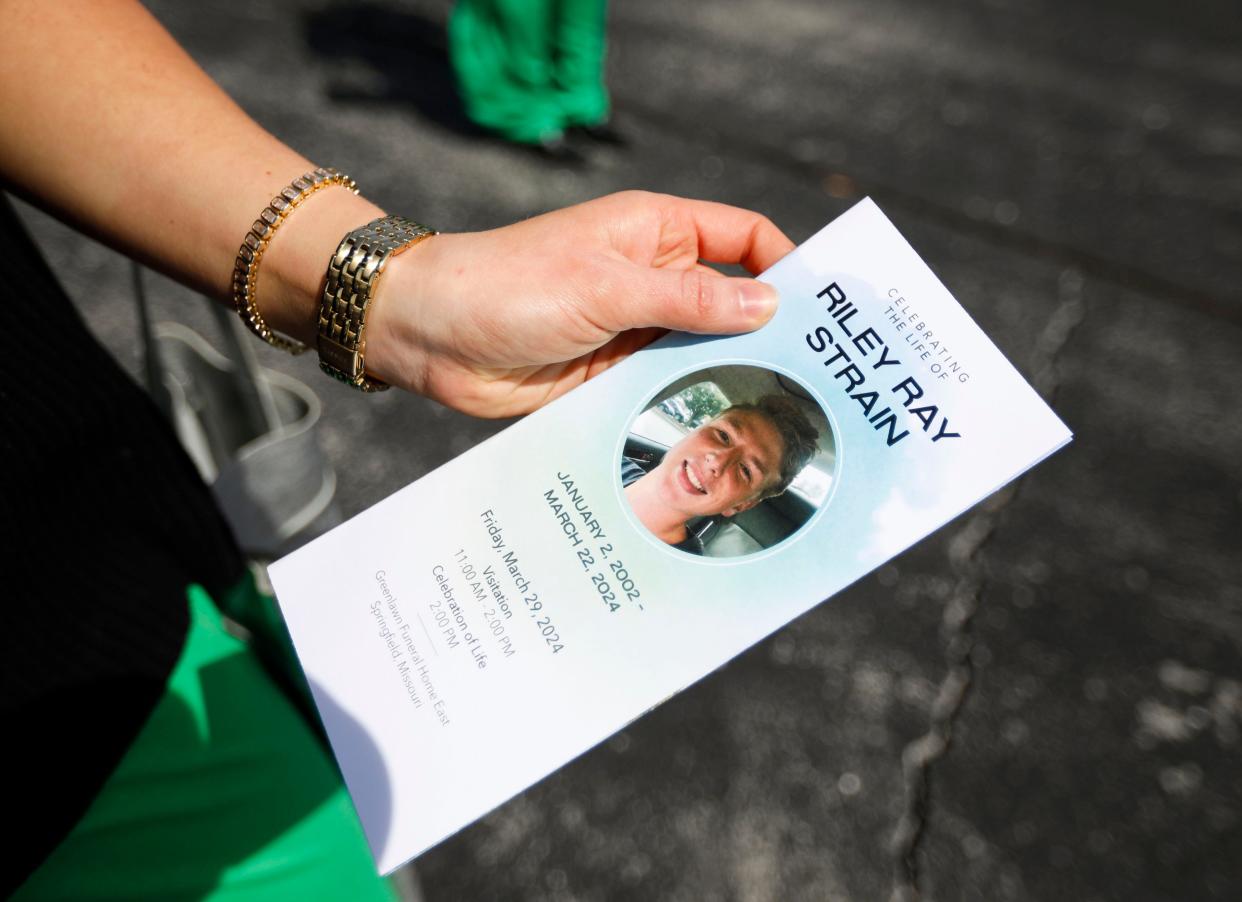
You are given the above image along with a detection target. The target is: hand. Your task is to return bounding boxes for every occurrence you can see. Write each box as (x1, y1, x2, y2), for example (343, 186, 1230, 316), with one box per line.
(365, 191, 795, 418)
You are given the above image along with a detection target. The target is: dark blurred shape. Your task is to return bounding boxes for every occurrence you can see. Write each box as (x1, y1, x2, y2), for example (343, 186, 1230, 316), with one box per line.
(304, 3, 473, 135)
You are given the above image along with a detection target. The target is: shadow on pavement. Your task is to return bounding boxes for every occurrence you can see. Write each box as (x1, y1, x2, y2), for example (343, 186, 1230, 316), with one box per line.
(303, 3, 476, 137)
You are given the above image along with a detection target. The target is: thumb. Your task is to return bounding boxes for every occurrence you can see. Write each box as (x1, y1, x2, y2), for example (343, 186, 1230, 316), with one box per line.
(618, 266, 780, 335)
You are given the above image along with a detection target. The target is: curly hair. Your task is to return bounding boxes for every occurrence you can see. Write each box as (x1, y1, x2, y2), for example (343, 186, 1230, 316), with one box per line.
(723, 394, 820, 497)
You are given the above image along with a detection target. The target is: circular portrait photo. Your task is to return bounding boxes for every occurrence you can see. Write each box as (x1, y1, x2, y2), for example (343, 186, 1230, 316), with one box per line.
(619, 364, 836, 559)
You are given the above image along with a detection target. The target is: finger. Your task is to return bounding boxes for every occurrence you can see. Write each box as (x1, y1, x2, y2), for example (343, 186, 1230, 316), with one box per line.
(597, 262, 780, 335)
(663, 196, 796, 274)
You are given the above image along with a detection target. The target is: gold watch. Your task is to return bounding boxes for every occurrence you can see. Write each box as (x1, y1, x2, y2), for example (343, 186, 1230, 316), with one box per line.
(316, 215, 436, 391)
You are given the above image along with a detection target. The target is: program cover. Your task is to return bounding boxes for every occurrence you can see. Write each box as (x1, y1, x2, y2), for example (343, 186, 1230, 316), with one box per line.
(268, 198, 1072, 873)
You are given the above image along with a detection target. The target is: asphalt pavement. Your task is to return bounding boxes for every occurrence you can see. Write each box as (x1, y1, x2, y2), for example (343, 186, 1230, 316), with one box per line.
(14, 0, 1240, 899)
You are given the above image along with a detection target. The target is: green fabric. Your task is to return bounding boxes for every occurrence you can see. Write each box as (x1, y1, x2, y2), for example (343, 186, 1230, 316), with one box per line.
(450, 0, 610, 142)
(217, 567, 319, 726)
(16, 583, 394, 901)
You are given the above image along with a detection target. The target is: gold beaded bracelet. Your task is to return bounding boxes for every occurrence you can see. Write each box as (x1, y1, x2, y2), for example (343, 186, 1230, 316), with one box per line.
(232, 167, 359, 354)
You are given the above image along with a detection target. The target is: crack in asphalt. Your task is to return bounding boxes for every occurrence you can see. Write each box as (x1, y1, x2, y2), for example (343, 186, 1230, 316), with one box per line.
(609, 96, 1097, 899)
(887, 270, 1086, 901)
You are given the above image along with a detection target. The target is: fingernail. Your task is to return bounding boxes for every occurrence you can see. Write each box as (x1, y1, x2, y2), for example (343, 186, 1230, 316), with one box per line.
(738, 280, 779, 321)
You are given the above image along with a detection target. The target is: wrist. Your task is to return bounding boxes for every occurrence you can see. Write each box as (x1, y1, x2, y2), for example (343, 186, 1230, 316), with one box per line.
(358, 230, 447, 395)
(256, 186, 385, 346)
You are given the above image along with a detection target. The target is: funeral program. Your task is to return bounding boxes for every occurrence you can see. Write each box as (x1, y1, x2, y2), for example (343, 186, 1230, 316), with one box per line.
(268, 198, 1072, 873)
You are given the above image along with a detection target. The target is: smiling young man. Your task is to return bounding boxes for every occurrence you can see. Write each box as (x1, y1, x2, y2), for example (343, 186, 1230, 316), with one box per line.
(622, 394, 819, 554)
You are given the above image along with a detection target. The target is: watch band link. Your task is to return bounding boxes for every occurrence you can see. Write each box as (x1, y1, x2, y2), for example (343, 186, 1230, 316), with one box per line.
(317, 215, 436, 392)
